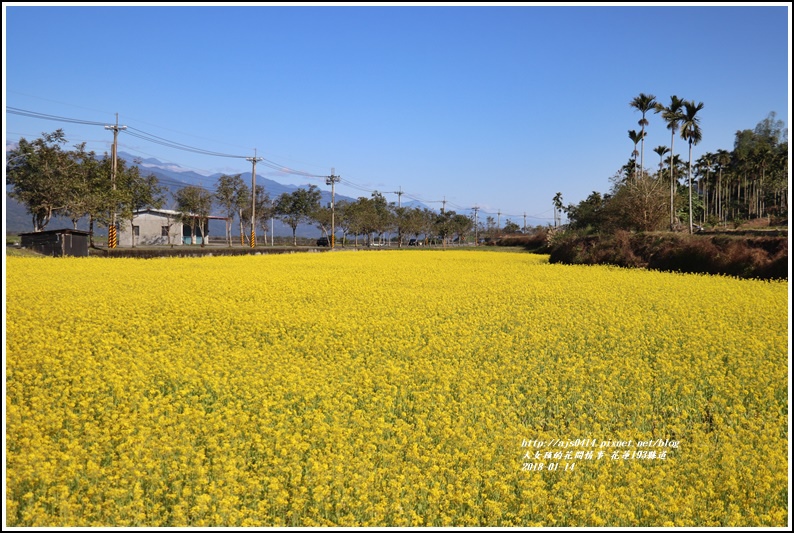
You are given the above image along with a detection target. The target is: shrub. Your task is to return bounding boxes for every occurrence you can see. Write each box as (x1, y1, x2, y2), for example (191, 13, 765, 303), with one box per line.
(550, 232, 787, 280)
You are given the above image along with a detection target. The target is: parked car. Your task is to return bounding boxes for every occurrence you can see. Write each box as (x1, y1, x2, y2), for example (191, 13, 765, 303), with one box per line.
(316, 236, 330, 246)
(408, 238, 421, 246)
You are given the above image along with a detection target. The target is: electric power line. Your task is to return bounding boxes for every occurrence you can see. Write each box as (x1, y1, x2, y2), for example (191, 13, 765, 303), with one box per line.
(124, 127, 247, 159)
(7, 105, 552, 219)
(7, 107, 108, 126)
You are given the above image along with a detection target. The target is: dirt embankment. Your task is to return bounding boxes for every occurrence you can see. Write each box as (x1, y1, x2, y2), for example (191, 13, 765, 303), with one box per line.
(546, 231, 788, 280)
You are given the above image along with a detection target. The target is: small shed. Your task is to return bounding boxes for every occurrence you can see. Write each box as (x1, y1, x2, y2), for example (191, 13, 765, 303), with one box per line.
(117, 208, 184, 247)
(19, 228, 92, 257)
(117, 209, 229, 246)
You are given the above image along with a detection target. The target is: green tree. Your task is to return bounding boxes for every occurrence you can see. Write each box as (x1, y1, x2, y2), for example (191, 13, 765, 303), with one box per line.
(372, 193, 393, 244)
(435, 210, 455, 246)
(653, 145, 670, 174)
(6, 130, 73, 232)
(60, 143, 92, 229)
(484, 215, 497, 242)
(73, 145, 111, 247)
(336, 200, 358, 247)
(233, 181, 252, 245)
(239, 184, 269, 245)
(391, 206, 409, 247)
(714, 149, 731, 223)
(119, 161, 165, 247)
(176, 185, 213, 246)
(275, 185, 322, 245)
(215, 174, 245, 246)
(61, 142, 106, 238)
(655, 95, 687, 229)
(680, 100, 704, 233)
(352, 192, 391, 245)
(732, 112, 788, 220)
(254, 185, 273, 246)
(768, 140, 788, 218)
(312, 203, 333, 241)
(421, 208, 438, 244)
(502, 220, 520, 234)
(553, 192, 564, 227)
(563, 191, 610, 232)
(628, 130, 645, 180)
(630, 93, 657, 178)
(451, 213, 474, 243)
(403, 207, 427, 244)
(695, 153, 714, 223)
(159, 207, 180, 247)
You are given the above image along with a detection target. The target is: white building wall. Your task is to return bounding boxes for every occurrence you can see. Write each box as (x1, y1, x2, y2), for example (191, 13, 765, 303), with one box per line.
(118, 212, 183, 247)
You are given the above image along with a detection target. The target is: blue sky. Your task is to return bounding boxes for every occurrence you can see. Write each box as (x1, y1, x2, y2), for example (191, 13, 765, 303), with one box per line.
(3, 3, 791, 225)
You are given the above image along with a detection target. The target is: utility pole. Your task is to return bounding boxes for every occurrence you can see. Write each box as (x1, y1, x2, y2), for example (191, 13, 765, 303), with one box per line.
(523, 212, 527, 233)
(473, 206, 479, 246)
(104, 114, 126, 248)
(392, 186, 403, 208)
(442, 196, 446, 214)
(326, 168, 340, 248)
(391, 186, 405, 247)
(497, 210, 501, 232)
(246, 150, 263, 247)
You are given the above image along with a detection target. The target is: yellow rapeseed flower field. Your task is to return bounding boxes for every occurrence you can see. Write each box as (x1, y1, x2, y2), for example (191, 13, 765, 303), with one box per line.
(4, 250, 789, 527)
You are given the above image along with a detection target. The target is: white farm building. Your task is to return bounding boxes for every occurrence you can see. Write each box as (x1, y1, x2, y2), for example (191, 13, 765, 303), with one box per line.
(117, 208, 228, 247)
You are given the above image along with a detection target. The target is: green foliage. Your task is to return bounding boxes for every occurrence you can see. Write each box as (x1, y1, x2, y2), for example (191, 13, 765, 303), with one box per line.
(7, 130, 166, 237)
(176, 185, 213, 245)
(6, 130, 72, 231)
(563, 191, 608, 232)
(275, 185, 322, 245)
(502, 220, 520, 234)
(214, 174, 245, 246)
(564, 107, 787, 236)
(214, 174, 243, 218)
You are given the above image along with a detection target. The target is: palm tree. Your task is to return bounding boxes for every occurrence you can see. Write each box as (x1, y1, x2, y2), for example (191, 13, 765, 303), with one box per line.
(630, 93, 657, 178)
(680, 100, 704, 233)
(695, 153, 714, 223)
(628, 129, 645, 179)
(653, 145, 670, 174)
(715, 149, 731, 223)
(553, 192, 563, 227)
(655, 96, 686, 229)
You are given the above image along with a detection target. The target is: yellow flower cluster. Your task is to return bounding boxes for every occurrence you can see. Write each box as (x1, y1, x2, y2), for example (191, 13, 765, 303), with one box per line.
(5, 250, 788, 526)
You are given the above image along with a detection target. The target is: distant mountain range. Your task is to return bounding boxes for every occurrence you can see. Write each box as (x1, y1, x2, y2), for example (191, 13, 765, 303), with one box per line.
(117, 151, 354, 209)
(5, 150, 430, 236)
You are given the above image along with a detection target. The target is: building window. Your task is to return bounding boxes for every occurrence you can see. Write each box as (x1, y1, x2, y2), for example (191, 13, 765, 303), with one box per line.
(161, 226, 169, 237)
(133, 225, 140, 237)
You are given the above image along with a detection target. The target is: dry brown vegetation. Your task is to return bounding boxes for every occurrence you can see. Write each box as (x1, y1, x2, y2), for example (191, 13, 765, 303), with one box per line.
(546, 231, 788, 280)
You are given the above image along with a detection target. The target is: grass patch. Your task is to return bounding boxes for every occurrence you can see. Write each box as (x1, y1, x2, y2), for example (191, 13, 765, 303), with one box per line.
(5, 246, 45, 258)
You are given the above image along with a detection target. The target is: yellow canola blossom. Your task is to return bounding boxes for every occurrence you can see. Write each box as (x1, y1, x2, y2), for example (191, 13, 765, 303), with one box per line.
(5, 250, 788, 526)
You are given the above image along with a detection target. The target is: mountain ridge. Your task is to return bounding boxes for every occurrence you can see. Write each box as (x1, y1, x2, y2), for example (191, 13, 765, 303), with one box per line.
(5, 151, 432, 236)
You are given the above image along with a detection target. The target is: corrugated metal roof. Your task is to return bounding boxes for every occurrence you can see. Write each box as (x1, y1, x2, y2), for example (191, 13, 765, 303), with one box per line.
(133, 208, 228, 220)
(18, 228, 93, 237)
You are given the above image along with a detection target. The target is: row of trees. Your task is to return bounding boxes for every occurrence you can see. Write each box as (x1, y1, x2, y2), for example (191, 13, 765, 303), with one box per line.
(7, 129, 485, 247)
(7, 130, 166, 246)
(212, 176, 477, 247)
(693, 114, 788, 224)
(563, 95, 787, 233)
(335, 197, 475, 247)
